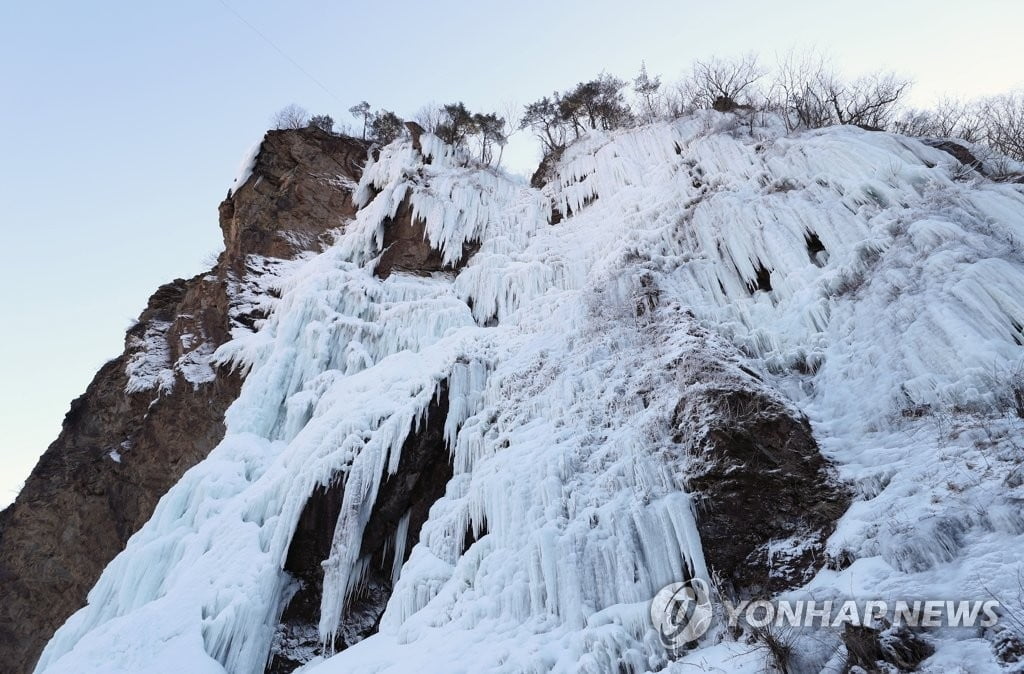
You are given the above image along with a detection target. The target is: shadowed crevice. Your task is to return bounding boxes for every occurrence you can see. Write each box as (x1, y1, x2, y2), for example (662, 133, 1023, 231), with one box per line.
(267, 386, 454, 673)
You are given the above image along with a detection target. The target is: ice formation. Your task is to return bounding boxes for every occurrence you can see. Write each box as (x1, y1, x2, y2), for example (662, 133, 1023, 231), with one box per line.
(125, 321, 221, 394)
(37, 112, 1024, 673)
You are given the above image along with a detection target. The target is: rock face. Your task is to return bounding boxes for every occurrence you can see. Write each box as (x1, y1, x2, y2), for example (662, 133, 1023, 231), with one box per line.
(843, 621, 934, 671)
(0, 127, 369, 674)
(0, 279, 241, 674)
(221, 128, 368, 271)
(671, 330, 848, 598)
(529, 145, 564, 189)
(374, 196, 480, 279)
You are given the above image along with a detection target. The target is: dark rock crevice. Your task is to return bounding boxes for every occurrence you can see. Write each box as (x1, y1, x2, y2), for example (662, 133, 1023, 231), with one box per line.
(747, 260, 773, 294)
(805, 231, 828, 267)
(267, 387, 454, 674)
(530, 145, 565, 189)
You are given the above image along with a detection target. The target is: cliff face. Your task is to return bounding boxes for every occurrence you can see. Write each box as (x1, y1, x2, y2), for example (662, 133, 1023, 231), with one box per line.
(14, 115, 1024, 674)
(0, 127, 369, 674)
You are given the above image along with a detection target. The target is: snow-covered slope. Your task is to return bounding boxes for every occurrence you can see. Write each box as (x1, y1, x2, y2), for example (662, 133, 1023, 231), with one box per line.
(36, 114, 1024, 673)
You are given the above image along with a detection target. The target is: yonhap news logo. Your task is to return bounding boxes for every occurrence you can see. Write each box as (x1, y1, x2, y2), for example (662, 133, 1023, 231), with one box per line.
(650, 578, 715, 647)
(650, 580, 1002, 651)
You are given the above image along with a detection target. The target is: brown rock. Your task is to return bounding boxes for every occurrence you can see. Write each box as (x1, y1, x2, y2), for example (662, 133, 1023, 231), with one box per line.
(374, 196, 479, 279)
(843, 621, 933, 671)
(530, 145, 565, 189)
(220, 127, 370, 274)
(0, 127, 370, 673)
(671, 325, 848, 598)
(404, 121, 425, 152)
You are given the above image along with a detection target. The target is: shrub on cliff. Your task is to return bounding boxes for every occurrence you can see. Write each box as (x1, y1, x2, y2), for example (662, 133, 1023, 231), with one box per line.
(308, 114, 335, 133)
(272, 103, 309, 130)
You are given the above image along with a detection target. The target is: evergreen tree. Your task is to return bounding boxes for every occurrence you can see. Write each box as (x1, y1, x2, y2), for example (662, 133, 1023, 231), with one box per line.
(308, 114, 335, 133)
(369, 110, 406, 145)
(348, 101, 372, 140)
(435, 102, 477, 148)
(473, 112, 506, 165)
(520, 96, 565, 153)
(633, 62, 662, 121)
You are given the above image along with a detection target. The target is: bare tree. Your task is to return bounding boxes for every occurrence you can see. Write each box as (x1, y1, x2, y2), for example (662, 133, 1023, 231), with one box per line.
(658, 80, 698, 119)
(768, 50, 911, 131)
(816, 71, 912, 128)
(769, 49, 832, 130)
(690, 53, 764, 111)
(495, 100, 521, 167)
(979, 92, 1024, 162)
(895, 98, 982, 141)
(895, 108, 941, 138)
(499, 100, 521, 137)
(413, 102, 444, 133)
(272, 103, 309, 130)
(893, 91, 1024, 168)
(929, 98, 977, 138)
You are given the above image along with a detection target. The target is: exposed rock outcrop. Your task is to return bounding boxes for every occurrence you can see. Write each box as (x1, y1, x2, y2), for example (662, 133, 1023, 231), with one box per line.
(922, 137, 1024, 182)
(404, 121, 425, 152)
(672, 332, 848, 598)
(374, 196, 480, 279)
(0, 127, 369, 673)
(530, 145, 565, 189)
(923, 138, 984, 172)
(221, 127, 369, 271)
(843, 621, 934, 672)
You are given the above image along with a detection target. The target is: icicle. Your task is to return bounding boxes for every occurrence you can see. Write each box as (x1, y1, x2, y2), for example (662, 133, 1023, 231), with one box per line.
(391, 511, 412, 588)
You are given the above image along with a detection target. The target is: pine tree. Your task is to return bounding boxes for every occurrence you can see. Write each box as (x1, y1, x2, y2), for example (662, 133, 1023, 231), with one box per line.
(308, 114, 335, 133)
(369, 110, 405, 145)
(634, 62, 662, 122)
(348, 101, 372, 140)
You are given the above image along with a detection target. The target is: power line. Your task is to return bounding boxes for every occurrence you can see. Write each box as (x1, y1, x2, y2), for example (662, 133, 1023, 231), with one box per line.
(216, 0, 345, 106)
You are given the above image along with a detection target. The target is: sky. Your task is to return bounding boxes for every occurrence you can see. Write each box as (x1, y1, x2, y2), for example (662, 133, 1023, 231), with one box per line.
(1, 0, 1022, 508)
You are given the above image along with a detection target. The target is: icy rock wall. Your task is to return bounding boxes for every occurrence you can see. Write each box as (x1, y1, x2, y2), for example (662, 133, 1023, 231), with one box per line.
(36, 114, 1024, 673)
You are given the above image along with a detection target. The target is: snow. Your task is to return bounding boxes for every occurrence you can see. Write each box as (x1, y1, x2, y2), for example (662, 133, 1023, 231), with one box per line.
(176, 337, 217, 388)
(123, 322, 220, 396)
(37, 115, 1024, 673)
(124, 320, 175, 394)
(228, 139, 263, 197)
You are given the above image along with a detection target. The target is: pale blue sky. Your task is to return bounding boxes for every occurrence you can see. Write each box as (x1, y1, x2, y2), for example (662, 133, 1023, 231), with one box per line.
(1, 0, 1022, 507)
